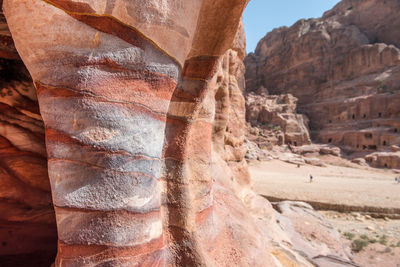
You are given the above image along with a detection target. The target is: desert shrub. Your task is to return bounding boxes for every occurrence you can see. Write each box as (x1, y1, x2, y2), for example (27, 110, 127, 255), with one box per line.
(379, 235, 388, 246)
(273, 126, 281, 132)
(377, 81, 389, 93)
(396, 241, 400, 247)
(358, 234, 376, 244)
(383, 247, 392, 253)
(344, 232, 355, 240)
(352, 239, 369, 252)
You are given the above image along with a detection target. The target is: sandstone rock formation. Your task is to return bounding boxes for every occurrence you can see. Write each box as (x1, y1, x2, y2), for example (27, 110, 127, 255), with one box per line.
(3, 1, 282, 266)
(365, 151, 400, 169)
(273, 201, 354, 266)
(246, 92, 311, 148)
(1, 1, 359, 266)
(245, 0, 400, 168)
(213, 21, 252, 189)
(0, 9, 57, 266)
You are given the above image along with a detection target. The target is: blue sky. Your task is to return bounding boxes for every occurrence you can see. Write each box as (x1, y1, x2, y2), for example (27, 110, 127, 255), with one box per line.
(243, 0, 341, 53)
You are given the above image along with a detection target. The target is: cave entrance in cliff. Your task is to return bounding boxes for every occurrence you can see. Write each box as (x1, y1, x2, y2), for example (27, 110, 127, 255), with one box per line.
(378, 112, 382, 118)
(395, 128, 398, 133)
(365, 133, 373, 139)
(328, 138, 332, 143)
(383, 141, 387, 146)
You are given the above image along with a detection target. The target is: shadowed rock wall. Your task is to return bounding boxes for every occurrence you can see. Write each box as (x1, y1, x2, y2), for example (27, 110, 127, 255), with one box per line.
(0, 9, 57, 266)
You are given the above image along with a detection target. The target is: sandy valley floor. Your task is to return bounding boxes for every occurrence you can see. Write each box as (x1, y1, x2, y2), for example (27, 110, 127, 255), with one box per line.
(250, 159, 400, 209)
(250, 159, 400, 266)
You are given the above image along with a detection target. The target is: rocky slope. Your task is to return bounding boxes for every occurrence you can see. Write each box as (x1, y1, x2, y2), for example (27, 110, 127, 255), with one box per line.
(245, 0, 400, 168)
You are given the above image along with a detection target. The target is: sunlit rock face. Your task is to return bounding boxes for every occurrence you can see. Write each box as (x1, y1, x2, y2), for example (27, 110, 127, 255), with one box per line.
(245, 0, 400, 166)
(0, 9, 57, 265)
(3, 0, 285, 266)
(246, 93, 311, 148)
(213, 22, 252, 189)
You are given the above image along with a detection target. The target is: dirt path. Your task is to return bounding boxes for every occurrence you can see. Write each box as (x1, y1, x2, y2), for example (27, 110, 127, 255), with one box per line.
(250, 160, 400, 210)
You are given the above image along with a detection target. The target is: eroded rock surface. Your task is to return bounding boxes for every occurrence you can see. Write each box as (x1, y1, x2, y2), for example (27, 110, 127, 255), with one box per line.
(245, 0, 400, 168)
(246, 92, 311, 149)
(273, 201, 356, 267)
(2, 1, 281, 266)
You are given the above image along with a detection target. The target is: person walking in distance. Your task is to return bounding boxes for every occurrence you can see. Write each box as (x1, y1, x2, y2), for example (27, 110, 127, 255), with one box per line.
(310, 174, 313, 183)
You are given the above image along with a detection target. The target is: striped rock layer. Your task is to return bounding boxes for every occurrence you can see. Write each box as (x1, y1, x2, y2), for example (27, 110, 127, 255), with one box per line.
(3, 0, 282, 266)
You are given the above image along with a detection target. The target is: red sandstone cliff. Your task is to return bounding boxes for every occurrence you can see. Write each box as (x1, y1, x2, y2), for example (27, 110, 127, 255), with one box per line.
(245, 0, 400, 168)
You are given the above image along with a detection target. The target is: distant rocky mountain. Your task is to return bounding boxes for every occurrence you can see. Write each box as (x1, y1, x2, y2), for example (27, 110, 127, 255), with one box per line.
(245, 0, 400, 168)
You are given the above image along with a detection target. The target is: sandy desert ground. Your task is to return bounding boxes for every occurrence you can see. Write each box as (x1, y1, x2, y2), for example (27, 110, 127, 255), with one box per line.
(250, 159, 400, 266)
(250, 159, 400, 210)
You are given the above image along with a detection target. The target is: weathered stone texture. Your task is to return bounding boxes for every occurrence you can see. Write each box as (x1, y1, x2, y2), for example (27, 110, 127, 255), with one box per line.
(2, 1, 279, 266)
(246, 92, 311, 148)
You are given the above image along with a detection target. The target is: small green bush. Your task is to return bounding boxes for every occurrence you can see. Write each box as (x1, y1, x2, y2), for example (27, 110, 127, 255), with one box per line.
(273, 126, 281, 132)
(383, 247, 392, 253)
(377, 81, 389, 93)
(344, 232, 355, 240)
(379, 235, 388, 246)
(352, 239, 369, 252)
